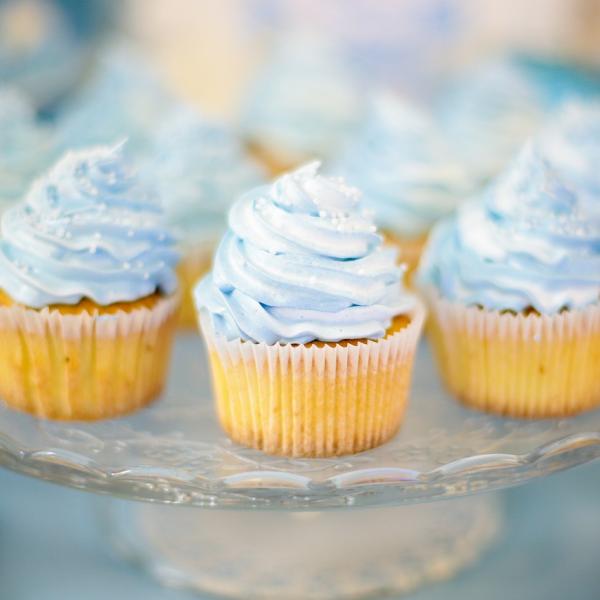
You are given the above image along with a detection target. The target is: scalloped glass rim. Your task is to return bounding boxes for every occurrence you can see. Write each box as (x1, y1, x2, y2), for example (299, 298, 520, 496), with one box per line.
(0, 334, 599, 509)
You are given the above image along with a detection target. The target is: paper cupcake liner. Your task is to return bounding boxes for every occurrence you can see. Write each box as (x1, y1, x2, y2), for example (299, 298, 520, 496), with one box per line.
(426, 290, 600, 417)
(0, 294, 179, 420)
(200, 304, 425, 457)
(177, 242, 214, 329)
(383, 230, 428, 288)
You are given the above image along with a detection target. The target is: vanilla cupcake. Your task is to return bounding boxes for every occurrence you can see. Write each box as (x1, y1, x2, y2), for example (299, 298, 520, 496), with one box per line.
(240, 34, 362, 175)
(418, 142, 600, 418)
(332, 92, 473, 282)
(0, 143, 180, 420)
(0, 86, 54, 213)
(146, 106, 264, 327)
(195, 162, 424, 457)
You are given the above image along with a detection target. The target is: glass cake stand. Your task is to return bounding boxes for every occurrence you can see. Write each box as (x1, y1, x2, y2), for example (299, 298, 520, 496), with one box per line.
(1, 333, 599, 599)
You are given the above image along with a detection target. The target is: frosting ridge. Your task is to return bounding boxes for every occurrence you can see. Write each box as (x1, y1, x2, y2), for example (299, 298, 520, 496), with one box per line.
(196, 162, 415, 344)
(0, 143, 179, 308)
(333, 92, 473, 237)
(418, 143, 600, 314)
(146, 106, 264, 244)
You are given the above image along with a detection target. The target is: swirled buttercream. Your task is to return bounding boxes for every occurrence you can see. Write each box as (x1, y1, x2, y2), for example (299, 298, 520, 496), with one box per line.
(195, 162, 416, 344)
(241, 35, 362, 162)
(418, 142, 600, 314)
(146, 106, 264, 244)
(332, 92, 473, 237)
(0, 143, 179, 308)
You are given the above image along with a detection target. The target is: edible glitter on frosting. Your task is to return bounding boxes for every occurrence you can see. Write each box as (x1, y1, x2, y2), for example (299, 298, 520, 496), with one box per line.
(0, 143, 179, 308)
(196, 161, 417, 344)
(418, 142, 600, 314)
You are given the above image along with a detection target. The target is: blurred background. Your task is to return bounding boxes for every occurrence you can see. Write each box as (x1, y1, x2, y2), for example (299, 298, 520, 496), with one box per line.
(2, 0, 600, 115)
(1, 1, 600, 598)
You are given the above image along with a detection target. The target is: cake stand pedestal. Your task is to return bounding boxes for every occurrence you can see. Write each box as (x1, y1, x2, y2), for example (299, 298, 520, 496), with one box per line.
(0, 335, 599, 598)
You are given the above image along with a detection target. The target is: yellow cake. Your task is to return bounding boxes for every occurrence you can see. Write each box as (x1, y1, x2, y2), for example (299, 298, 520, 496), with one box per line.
(0, 291, 178, 420)
(203, 313, 424, 457)
(426, 295, 600, 418)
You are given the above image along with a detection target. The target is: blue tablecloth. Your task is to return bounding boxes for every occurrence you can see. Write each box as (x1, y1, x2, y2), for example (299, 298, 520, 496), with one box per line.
(1, 461, 599, 600)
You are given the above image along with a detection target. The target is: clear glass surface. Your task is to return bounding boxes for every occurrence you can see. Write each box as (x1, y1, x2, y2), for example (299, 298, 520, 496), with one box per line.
(0, 334, 599, 509)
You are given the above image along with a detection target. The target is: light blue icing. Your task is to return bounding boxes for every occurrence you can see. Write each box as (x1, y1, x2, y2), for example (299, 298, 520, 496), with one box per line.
(332, 92, 473, 238)
(56, 43, 173, 156)
(0, 86, 54, 210)
(144, 106, 265, 246)
(540, 102, 600, 200)
(0, 143, 179, 308)
(240, 35, 362, 163)
(195, 162, 416, 344)
(438, 59, 544, 183)
(418, 143, 600, 314)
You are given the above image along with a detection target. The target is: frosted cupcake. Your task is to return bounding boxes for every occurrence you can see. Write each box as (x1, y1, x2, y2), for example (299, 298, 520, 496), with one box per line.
(195, 162, 425, 457)
(438, 58, 544, 185)
(56, 42, 173, 157)
(0, 86, 54, 213)
(418, 142, 600, 418)
(240, 34, 362, 176)
(332, 92, 473, 282)
(146, 106, 265, 327)
(0, 143, 180, 420)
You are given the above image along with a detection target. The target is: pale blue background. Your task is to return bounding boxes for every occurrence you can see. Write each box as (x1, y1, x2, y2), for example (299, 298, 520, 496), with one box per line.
(1, 461, 599, 599)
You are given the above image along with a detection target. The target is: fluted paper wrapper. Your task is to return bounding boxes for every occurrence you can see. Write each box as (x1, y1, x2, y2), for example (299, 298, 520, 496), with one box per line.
(426, 291, 600, 417)
(0, 295, 179, 420)
(178, 241, 214, 328)
(200, 304, 425, 457)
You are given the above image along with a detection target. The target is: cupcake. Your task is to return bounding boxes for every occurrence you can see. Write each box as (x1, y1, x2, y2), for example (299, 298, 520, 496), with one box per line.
(240, 34, 362, 176)
(56, 42, 173, 157)
(418, 142, 600, 418)
(0, 86, 54, 213)
(195, 162, 425, 457)
(332, 92, 473, 282)
(146, 106, 265, 327)
(438, 58, 544, 185)
(0, 143, 180, 420)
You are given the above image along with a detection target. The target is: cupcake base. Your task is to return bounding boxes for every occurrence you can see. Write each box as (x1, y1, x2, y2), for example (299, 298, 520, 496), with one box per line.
(0, 292, 179, 420)
(383, 230, 428, 287)
(426, 292, 600, 418)
(201, 306, 425, 457)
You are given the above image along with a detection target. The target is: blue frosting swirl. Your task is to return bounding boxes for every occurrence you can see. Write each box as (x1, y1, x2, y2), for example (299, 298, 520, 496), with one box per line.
(332, 92, 473, 237)
(195, 162, 416, 344)
(418, 143, 600, 314)
(241, 35, 362, 162)
(540, 102, 600, 199)
(0, 143, 179, 308)
(0, 86, 54, 209)
(438, 59, 544, 183)
(56, 43, 173, 156)
(145, 106, 264, 245)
